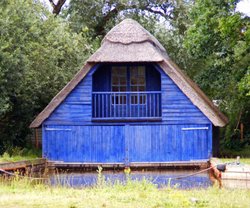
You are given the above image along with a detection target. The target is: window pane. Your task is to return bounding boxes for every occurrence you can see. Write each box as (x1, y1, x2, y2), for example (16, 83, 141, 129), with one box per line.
(129, 66, 146, 92)
(131, 86, 138, 91)
(120, 86, 127, 92)
(112, 86, 119, 92)
(130, 67, 137, 77)
(138, 66, 145, 76)
(112, 66, 127, 87)
(112, 78, 119, 85)
(120, 77, 127, 85)
(137, 77, 145, 85)
(138, 86, 145, 91)
(131, 77, 137, 85)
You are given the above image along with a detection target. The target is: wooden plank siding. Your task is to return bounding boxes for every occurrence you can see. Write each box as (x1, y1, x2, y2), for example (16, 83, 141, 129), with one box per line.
(159, 67, 210, 124)
(42, 63, 213, 163)
(44, 64, 210, 125)
(43, 124, 212, 163)
(45, 72, 92, 124)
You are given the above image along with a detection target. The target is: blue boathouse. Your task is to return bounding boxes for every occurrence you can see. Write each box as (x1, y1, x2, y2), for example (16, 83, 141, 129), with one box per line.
(30, 19, 228, 166)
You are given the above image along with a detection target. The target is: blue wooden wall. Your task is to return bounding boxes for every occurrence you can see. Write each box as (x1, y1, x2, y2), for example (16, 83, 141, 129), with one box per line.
(43, 63, 213, 163)
(43, 124, 212, 162)
(45, 64, 210, 125)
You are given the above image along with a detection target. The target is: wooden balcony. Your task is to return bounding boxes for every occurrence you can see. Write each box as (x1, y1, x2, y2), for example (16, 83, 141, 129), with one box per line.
(92, 91, 161, 121)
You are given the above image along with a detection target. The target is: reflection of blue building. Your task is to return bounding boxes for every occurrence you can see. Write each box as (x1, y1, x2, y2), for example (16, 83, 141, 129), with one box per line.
(50, 171, 212, 189)
(30, 19, 227, 165)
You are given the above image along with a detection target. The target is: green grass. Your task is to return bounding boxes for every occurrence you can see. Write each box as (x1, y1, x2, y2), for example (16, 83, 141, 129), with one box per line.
(220, 158, 250, 165)
(0, 148, 41, 163)
(0, 155, 39, 163)
(0, 177, 250, 208)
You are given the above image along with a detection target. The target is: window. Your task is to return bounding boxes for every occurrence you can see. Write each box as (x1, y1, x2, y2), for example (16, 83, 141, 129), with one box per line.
(111, 66, 146, 105)
(130, 66, 146, 104)
(112, 66, 127, 105)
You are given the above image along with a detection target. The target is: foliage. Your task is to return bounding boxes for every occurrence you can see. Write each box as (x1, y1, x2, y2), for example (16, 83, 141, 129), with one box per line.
(0, 0, 92, 154)
(66, 0, 176, 38)
(0, 147, 41, 162)
(184, 0, 250, 142)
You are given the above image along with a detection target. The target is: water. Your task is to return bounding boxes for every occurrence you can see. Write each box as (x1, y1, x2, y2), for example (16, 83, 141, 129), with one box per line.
(49, 170, 213, 189)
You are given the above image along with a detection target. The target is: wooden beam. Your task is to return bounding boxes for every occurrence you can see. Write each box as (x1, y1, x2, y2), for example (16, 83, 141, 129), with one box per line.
(35, 128, 39, 149)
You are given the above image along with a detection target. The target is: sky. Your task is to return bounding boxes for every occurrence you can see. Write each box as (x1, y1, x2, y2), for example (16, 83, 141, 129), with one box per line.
(42, 0, 250, 16)
(236, 0, 250, 16)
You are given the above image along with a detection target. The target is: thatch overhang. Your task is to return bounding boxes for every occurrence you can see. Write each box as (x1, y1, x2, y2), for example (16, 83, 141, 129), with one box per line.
(30, 18, 228, 128)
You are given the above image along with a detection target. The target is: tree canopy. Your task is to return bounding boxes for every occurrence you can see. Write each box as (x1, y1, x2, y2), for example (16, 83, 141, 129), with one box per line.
(0, 0, 92, 153)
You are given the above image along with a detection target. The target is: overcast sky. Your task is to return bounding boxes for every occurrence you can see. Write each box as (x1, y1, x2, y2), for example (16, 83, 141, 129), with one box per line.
(41, 0, 250, 16)
(236, 0, 250, 15)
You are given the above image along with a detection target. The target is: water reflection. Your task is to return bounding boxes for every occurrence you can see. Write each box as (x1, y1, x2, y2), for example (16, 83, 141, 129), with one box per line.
(49, 170, 212, 189)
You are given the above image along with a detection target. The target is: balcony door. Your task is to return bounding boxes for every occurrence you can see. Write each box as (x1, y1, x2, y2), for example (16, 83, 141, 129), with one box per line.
(92, 63, 161, 120)
(111, 66, 146, 117)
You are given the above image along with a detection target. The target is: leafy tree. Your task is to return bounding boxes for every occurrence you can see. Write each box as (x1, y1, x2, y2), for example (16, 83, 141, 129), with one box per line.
(0, 0, 91, 154)
(184, 0, 250, 144)
(66, 0, 176, 38)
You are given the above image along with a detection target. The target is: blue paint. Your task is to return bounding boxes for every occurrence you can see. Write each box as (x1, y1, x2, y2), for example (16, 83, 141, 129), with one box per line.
(43, 63, 213, 163)
(43, 124, 211, 162)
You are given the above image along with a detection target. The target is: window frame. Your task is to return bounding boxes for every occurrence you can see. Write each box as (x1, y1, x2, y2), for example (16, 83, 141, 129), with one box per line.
(111, 65, 146, 105)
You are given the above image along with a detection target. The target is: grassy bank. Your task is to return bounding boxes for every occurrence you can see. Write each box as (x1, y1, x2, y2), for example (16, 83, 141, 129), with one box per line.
(0, 177, 250, 208)
(0, 148, 41, 163)
(220, 158, 250, 165)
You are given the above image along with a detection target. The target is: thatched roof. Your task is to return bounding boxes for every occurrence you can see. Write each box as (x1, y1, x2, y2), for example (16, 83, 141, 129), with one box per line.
(88, 19, 168, 62)
(30, 18, 228, 128)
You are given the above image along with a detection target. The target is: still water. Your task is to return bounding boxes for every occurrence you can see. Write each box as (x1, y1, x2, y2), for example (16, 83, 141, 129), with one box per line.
(49, 170, 213, 189)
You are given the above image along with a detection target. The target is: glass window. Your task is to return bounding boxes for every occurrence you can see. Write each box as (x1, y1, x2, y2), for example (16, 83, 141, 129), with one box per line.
(130, 66, 146, 104)
(111, 65, 146, 105)
(112, 66, 127, 104)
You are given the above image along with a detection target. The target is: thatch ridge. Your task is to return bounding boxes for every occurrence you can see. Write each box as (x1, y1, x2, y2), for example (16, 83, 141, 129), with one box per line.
(103, 19, 166, 52)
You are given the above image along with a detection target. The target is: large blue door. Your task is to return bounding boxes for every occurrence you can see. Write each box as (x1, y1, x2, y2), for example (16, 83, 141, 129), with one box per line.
(128, 125, 181, 162)
(127, 124, 211, 163)
(181, 125, 211, 160)
(43, 125, 125, 163)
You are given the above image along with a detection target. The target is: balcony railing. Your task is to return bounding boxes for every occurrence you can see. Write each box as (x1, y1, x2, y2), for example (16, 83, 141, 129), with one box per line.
(92, 91, 161, 120)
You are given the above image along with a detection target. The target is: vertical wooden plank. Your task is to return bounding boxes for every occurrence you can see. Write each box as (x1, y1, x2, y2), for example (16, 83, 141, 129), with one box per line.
(35, 128, 39, 149)
(42, 125, 47, 158)
(208, 124, 213, 158)
(114, 92, 116, 118)
(102, 94, 104, 118)
(109, 93, 112, 118)
(157, 93, 159, 117)
(125, 125, 130, 166)
(149, 94, 151, 117)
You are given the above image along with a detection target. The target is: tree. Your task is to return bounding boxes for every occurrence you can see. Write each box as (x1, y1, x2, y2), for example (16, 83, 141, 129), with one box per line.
(0, 0, 92, 154)
(48, 0, 67, 15)
(184, 0, 250, 144)
(66, 0, 177, 38)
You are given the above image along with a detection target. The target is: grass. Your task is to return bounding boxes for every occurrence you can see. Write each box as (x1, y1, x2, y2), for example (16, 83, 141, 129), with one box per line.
(0, 154, 39, 163)
(0, 147, 41, 163)
(220, 158, 250, 165)
(0, 176, 250, 208)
